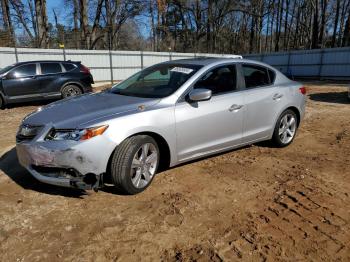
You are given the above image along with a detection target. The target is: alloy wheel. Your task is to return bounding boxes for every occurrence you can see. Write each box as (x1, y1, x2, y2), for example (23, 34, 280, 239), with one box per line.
(278, 113, 297, 144)
(130, 143, 158, 189)
(62, 85, 81, 97)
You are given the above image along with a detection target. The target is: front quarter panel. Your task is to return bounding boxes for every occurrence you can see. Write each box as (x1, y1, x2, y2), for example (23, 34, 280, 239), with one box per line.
(100, 104, 177, 166)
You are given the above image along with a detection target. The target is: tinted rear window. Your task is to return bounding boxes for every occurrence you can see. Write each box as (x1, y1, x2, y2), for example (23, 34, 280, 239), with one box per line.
(242, 64, 271, 88)
(41, 63, 62, 74)
(62, 63, 76, 71)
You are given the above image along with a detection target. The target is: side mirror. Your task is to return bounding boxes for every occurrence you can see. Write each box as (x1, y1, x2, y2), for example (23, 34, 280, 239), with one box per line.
(3, 72, 14, 80)
(188, 88, 212, 102)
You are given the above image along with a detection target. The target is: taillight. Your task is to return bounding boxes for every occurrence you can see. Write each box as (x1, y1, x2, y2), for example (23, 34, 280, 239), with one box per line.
(299, 86, 306, 95)
(80, 64, 90, 74)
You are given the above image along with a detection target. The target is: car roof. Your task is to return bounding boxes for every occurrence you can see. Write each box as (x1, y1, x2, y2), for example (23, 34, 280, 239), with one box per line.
(162, 57, 273, 68)
(13, 60, 79, 66)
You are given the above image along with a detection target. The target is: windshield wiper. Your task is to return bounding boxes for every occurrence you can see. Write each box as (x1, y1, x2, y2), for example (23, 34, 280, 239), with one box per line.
(110, 89, 132, 96)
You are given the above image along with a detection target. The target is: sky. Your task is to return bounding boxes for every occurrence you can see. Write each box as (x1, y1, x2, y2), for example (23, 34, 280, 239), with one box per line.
(46, 1, 62, 23)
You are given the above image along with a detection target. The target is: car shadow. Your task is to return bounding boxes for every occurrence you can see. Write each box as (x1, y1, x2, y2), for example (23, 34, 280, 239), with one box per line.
(3, 99, 56, 109)
(100, 185, 130, 195)
(0, 147, 87, 198)
(0, 142, 278, 197)
(309, 92, 349, 105)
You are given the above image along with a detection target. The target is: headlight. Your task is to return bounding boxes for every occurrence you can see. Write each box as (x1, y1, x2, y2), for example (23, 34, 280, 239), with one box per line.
(46, 125, 108, 141)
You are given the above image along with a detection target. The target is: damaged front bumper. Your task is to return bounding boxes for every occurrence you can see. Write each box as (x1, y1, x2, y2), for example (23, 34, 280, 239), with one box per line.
(23, 164, 99, 190)
(16, 131, 116, 190)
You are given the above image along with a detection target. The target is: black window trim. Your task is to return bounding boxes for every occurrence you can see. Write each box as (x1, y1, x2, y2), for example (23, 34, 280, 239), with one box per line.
(267, 68, 276, 84)
(7, 63, 38, 79)
(38, 62, 64, 75)
(240, 62, 276, 90)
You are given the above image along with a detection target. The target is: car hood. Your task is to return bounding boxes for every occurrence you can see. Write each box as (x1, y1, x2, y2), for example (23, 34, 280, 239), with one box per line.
(23, 91, 160, 128)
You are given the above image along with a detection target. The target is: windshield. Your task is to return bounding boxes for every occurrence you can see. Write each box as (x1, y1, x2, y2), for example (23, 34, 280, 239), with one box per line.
(110, 63, 202, 98)
(0, 64, 15, 76)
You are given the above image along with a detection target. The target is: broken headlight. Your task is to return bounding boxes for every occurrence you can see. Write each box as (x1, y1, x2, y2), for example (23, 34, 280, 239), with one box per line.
(46, 125, 108, 141)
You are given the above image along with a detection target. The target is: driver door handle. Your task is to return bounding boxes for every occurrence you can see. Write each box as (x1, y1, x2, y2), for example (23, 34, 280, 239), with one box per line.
(229, 104, 243, 112)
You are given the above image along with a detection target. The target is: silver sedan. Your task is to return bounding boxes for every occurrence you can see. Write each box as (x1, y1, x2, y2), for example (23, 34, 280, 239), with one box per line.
(16, 58, 306, 194)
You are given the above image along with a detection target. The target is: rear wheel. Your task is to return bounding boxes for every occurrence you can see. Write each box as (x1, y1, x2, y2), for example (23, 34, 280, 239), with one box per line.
(272, 109, 298, 147)
(61, 84, 82, 98)
(110, 135, 159, 194)
(0, 95, 4, 109)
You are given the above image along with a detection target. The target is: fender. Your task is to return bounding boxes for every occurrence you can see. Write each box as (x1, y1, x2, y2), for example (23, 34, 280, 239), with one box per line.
(270, 104, 302, 139)
(113, 126, 177, 167)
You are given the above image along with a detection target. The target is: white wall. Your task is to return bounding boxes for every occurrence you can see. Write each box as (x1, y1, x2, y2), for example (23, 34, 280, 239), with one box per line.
(2, 46, 348, 81)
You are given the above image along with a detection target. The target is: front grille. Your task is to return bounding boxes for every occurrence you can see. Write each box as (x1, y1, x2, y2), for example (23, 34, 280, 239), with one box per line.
(16, 134, 37, 142)
(16, 125, 43, 142)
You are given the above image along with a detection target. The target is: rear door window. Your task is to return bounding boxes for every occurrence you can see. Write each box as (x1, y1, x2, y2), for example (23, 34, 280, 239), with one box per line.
(40, 63, 62, 74)
(11, 64, 37, 78)
(242, 64, 272, 88)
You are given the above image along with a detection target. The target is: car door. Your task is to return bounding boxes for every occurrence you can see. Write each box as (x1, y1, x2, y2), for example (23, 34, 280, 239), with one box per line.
(175, 64, 244, 162)
(2, 63, 39, 97)
(239, 63, 284, 143)
(37, 62, 65, 95)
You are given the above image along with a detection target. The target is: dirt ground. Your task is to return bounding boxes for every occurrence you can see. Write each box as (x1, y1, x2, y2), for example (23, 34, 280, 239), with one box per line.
(0, 83, 349, 261)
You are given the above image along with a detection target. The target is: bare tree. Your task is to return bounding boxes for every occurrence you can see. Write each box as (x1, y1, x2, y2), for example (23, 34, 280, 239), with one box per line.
(73, 0, 79, 48)
(343, 7, 350, 46)
(332, 0, 341, 47)
(104, 0, 144, 50)
(1, 0, 14, 45)
(2, 0, 350, 52)
(34, 0, 49, 48)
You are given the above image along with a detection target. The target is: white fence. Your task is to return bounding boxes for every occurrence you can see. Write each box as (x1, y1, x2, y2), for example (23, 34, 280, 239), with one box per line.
(1, 46, 349, 81)
(244, 47, 350, 80)
(0, 47, 236, 82)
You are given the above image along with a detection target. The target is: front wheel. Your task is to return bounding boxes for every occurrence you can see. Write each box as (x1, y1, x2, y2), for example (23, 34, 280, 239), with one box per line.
(272, 110, 298, 147)
(110, 135, 160, 194)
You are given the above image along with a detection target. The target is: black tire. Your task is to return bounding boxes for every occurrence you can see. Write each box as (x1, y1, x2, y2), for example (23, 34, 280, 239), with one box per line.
(61, 84, 82, 98)
(272, 109, 298, 147)
(110, 135, 160, 195)
(0, 95, 3, 109)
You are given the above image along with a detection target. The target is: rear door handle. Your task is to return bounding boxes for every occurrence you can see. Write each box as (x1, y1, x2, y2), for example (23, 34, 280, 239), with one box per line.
(229, 104, 243, 112)
(273, 93, 283, 100)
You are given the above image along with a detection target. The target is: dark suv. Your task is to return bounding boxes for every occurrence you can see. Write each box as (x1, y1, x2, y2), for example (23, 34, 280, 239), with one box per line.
(0, 60, 93, 108)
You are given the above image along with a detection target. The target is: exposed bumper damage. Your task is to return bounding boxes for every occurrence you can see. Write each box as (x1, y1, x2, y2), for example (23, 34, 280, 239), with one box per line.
(16, 137, 115, 190)
(25, 165, 101, 190)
